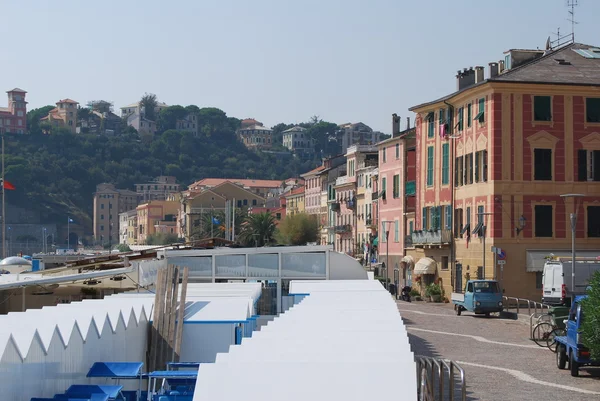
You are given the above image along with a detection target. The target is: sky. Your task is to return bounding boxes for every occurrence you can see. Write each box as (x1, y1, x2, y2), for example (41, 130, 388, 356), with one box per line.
(1, 0, 599, 134)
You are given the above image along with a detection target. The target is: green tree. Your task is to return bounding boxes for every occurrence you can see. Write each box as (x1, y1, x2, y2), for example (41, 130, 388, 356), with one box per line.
(146, 232, 179, 245)
(27, 105, 55, 135)
(239, 212, 276, 247)
(190, 209, 246, 240)
(581, 271, 600, 360)
(140, 93, 158, 121)
(157, 105, 188, 133)
(87, 100, 114, 113)
(116, 244, 132, 252)
(276, 213, 319, 245)
(305, 121, 340, 156)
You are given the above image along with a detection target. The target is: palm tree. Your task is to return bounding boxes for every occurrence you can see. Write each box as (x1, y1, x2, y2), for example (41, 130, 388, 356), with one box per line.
(190, 209, 246, 240)
(239, 212, 276, 247)
(140, 93, 158, 121)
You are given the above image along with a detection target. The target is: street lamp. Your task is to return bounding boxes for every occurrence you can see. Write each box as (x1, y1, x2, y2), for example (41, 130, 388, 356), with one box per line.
(560, 193, 585, 300)
(381, 220, 394, 290)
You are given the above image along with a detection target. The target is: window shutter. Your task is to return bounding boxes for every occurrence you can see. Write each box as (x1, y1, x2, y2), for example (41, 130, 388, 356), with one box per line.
(454, 157, 459, 186)
(475, 151, 480, 182)
(578, 150, 587, 181)
(422, 208, 428, 230)
(483, 150, 488, 182)
(594, 151, 600, 181)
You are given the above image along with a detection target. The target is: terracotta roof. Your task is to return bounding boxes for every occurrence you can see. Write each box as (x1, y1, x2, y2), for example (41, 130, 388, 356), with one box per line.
(239, 124, 272, 132)
(286, 186, 305, 197)
(300, 165, 326, 177)
(189, 178, 282, 189)
(7, 88, 26, 93)
(57, 98, 79, 104)
(282, 126, 307, 133)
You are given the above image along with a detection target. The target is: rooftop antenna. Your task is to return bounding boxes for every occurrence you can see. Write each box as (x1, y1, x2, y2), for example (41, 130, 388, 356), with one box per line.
(567, 0, 579, 42)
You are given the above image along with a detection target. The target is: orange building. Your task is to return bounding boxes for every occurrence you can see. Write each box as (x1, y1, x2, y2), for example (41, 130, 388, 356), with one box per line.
(136, 200, 179, 244)
(408, 42, 600, 301)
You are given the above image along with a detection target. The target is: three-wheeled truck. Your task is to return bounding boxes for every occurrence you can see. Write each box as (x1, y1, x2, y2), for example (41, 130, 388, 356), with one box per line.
(555, 295, 600, 377)
(451, 280, 503, 317)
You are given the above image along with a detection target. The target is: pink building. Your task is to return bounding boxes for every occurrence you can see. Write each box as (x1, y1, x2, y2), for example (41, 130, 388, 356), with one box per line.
(377, 121, 416, 286)
(301, 165, 326, 215)
(0, 88, 27, 134)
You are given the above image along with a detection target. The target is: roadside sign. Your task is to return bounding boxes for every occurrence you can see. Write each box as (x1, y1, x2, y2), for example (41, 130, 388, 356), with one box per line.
(497, 250, 506, 260)
(497, 260, 506, 265)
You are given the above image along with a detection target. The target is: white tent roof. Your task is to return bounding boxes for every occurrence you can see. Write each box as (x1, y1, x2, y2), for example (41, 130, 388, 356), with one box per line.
(192, 280, 416, 401)
(182, 298, 252, 322)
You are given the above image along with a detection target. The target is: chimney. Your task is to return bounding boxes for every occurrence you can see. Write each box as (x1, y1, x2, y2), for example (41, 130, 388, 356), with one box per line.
(489, 62, 499, 78)
(456, 67, 476, 91)
(498, 60, 505, 73)
(392, 113, 400, 136)
(406, 117, 410, 130)
(475, 66, 485, 83)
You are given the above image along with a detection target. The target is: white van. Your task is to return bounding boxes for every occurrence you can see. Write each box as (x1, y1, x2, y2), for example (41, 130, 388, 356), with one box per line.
(542, 256, 600, 305)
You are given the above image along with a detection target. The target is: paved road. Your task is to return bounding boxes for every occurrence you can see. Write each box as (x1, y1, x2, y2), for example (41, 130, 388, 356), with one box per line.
(398, 300, 600, 401)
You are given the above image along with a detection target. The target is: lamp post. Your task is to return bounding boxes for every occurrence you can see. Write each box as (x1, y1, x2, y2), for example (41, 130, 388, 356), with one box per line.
(381, 220, 394, 290)
(560, 193, 585, 299)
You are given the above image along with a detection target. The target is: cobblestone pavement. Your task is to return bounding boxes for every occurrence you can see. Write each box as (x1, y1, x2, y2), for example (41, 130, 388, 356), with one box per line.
(398, 300, 600, 401)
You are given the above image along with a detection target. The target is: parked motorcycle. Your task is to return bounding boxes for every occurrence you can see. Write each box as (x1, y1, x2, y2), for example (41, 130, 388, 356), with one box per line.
(400, 286, 412, 302)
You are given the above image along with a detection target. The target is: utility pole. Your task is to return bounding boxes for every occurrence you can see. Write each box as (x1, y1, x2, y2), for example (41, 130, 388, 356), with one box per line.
(1, 134, 5, 259)
(561, 193, 585, 299)
(477, 212, 493, 279)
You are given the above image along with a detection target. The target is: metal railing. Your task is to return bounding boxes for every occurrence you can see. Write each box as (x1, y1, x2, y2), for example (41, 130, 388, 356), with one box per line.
(502, 296, 551, 316)
(415, 356, 466, 401)
(529, 311, 554, 340)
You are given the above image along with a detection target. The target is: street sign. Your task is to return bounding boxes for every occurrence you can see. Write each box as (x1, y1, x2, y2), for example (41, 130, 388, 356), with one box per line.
(498, 250, 506, 260)
(497, 260, 506, 265)
(490, 246, 497, 253)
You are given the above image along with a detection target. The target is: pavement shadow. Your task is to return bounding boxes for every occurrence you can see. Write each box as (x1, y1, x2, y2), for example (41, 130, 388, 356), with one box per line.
(408, 331, 477, 401)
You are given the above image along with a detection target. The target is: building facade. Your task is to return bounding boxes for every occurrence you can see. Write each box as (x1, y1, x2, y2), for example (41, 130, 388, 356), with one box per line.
(188, 178, 282, 199)
(282, 126, 314, 157)
(135, 176, 181, 203)
(119, 210, 137, 245)
(408, 42, 600, 300)
(136, 200, 179, 244)
(284, 186, 305, 217)
(338, 122, 383, 154)
(236, 118, 272, 150)
(41, 99, 79, 133)
(120, 101, 169, 134)
(92, 184, 138, 247)
(0, 88, 27, 134)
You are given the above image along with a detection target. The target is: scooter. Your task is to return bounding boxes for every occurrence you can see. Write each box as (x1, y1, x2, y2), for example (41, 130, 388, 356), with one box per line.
(400, 286, 412, 302)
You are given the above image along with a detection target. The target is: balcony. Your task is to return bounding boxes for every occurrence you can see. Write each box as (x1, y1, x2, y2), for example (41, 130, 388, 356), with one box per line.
(404, 235, 413, 248)
(405, 181, 416, 196)
(335, 175, 349, 186)
(411, 229, 452, 247)
(334, 224, 352, 234)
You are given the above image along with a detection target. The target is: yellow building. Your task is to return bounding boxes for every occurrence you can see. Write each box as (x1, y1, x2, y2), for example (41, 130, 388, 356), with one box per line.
(136, 200, 179, 244)
(284, 186, 305, 216)
(40, 98, 79, 134)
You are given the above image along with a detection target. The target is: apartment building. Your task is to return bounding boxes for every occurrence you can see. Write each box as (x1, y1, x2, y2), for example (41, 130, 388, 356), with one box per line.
(136, 200, 179, 244)
(338, 122, 383, 154)
(119, 210, 136, 245)
(188, 178, 282, 199)
(0, 88, 27, 134)
(237, 118, 273, 150)
(284, 186, 305, 217)
(120, 100, 169, 134)
(408, 42, 600, 300)
(41, 99, 79, 134)
(93, 184, 137, 246)
(135, 176, 181, 203)
(282, 126, 314, 157)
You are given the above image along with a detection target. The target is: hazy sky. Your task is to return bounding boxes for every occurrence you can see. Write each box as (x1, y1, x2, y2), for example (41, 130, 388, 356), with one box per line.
(1, 0, 598, 134)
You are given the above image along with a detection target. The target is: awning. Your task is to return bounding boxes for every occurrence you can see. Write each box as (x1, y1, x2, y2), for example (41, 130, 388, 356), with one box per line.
(526, 250, 600, 272)
(401, 255, 415, 267)
(372, 237, 379, 246)
(414, 257, 437, 275)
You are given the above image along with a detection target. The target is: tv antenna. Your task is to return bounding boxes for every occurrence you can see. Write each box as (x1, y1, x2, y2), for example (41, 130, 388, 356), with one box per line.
(567, 0, 579, 41)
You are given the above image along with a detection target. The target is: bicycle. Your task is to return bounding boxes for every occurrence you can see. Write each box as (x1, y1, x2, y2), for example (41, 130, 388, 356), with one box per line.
(532, 314, 567, 351)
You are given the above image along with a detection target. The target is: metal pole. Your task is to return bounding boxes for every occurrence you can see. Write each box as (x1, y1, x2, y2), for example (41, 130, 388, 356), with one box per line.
(1, 134, 5, 259)
(571, 213, 576, 298)
(386, 229, 389, 290)
(482, 218, 486, 278)
(67, 216, 70, 250)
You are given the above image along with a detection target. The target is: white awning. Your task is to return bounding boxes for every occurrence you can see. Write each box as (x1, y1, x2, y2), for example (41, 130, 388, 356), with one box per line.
(414, 257, 437, 275)
(401, 255, 415, 267)
(526, 250, 600, 272)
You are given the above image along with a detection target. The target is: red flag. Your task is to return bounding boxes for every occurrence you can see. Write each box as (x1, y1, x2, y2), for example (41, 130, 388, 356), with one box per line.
(2, 180, 15, 190)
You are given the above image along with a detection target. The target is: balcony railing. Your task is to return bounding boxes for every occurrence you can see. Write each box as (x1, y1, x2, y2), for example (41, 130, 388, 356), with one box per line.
(404, 235, 413, 248)
(411, 229, 452, 246)
(334, 224, 352, 234)
(335, 175, 349, 186)
(405, 181, 416, 196)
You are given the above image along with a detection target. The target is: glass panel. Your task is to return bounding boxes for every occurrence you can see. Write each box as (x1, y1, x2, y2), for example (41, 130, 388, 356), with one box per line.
(282, 252, 326, 277)
(169, 256, 212, 276)
(248, 253, 279, 278)
(215, 254, 246, 277)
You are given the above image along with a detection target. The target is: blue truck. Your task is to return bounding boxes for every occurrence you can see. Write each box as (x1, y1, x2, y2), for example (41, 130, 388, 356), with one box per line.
(555, 295, 599, 377)
(451, 280, 503, 317)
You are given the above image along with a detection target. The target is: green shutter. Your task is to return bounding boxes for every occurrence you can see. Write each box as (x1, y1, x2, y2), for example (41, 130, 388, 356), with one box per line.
(422, 208, 428, 230)
(475, 151, 480, 182)
(478, 98, 485, 122)
(427, 146, 434, 186)
(458, 108, 464, 131)
(467, 103, 472, 127)
(442, 143, 449, 185)
(439, 108, 445, 124)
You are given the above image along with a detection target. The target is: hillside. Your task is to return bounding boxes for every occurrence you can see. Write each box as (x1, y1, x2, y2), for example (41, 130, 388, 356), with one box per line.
(3, 107, 319, 229)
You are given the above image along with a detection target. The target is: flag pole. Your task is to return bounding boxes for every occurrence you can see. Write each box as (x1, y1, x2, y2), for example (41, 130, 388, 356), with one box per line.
(2, 134, 5, 259)
(67, 216, 70, 250)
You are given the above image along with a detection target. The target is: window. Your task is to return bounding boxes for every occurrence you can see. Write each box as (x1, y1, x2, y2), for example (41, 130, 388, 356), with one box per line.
(101, 204, 104, 209)
(430, 206, 441, 230)
(455, 156, 464, 186)
(101, 214, 104, 220)
(445, 205, 452, 230)
(393, 174, 400, 198)
(467, 103, 472, 127)
(394, 220, 399, 242)
(587, 206, 600, 237)
(427, 113, 434, 138)
(100, 225, 104, 231)
(439, 108, 445, 125)
(243, 199, 248, 206)
(474, 98, 485, 123)
(382, 177, 387, 194)
(237, 200, 242, 207)
(252, 199, 257, 206)
(578, 149, 600, 181)
(458, 107, 464, 131)
(466, 207, 471, 229)
(442, 143, 449, 185)
(586, 98, 600, 123)
(534, 205, 553, 237)
(454, 208, 463, 237)
(477, 205, 484, 224)
(395, 143, 399, 159)
(441, 256, 449, 270)
(382, 147, 386, 163)
(426, 146, 434, 186)
(422, 207, 428, 230)
(465, 153, 473, 184)
(409, 221, 414, 234)
(533, 96, 552, 121)
(381, 221, 387, 242)
(534, 148, 552, 180)
(474, 150, 488, 182)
